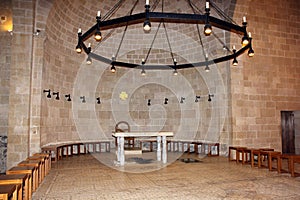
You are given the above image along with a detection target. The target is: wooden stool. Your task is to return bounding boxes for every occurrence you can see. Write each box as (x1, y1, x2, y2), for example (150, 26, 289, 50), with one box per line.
(260, 151, 281, 170)
(33, 153, 51, 175)
(250, 149, 261, 167)
(0, 184, 19, 200)
(236, 147, 248, 164)
(228, 146, 238, 162)
(279, 154, 300, 177)
(6, 166, 35, 198)
(0, 174, 29, 200)
(42, 145, 61, 162)
(27, 155, 45, 183)
(18, 160, 41, 188)
(289, 155, 300, 177)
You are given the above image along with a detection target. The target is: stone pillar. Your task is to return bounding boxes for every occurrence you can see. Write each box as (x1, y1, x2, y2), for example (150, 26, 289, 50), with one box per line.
(0, 0, 12, 174)
(7, 0, 34, 169)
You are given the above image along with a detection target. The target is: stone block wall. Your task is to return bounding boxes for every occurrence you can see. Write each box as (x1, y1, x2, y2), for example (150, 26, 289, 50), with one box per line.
(2, 0, 300, 170)
(40, 0, 232, 153)
(231, 0, 300, 150)
(0, 0, 12, 173)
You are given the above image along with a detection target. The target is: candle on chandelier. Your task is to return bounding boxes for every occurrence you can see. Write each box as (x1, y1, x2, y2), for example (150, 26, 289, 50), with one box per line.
(97, 11, 101, 17)
(146, 0, 149, 5)
(206, 2, 209, 9)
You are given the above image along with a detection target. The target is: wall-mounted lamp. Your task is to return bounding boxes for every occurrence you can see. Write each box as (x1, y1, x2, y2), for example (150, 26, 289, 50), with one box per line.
(232, 45, 238, 66)
(80, 96, 86, 103)
(65, 94, 71, 101)
(53, 92, 60, 100)
(164, 98, 168, 105)
(208, 94, 214, 102)
(204, 54, 210, 72)
(147, 99, 151, 106)
(111, 55, 116, 73)
(195, 96, 201, 102)
(86, 43, 92, 65)
(173, 59, 178, 76)
(43, 89, 51, 98)
(33, 29, 40, 36)
(96, 97, 101, 104)
(141, 59, 146, 76)
(8, 30, 13, 35)
(180, 97, 185, 103)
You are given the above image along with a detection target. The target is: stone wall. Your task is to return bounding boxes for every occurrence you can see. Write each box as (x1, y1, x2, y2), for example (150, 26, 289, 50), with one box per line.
(0, 0, 12, 173)
(6, 0, 34, 169)
(3, 0, 300, 169)
(231, 0, 300, 150)
(40, 0, 232, 154)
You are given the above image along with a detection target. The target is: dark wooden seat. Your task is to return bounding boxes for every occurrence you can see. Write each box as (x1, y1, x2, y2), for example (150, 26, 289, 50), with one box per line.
(115, 121, 134, 148)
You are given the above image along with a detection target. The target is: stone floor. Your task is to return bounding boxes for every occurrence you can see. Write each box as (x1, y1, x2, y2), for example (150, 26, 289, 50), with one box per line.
(32, 151, 300, 200)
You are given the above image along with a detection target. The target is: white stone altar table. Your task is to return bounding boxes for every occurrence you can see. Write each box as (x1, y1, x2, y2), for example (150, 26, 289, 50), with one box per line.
(112, 132, 173, 166)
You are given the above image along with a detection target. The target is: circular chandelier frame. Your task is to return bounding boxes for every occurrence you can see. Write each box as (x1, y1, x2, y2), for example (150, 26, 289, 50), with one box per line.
(76, 0, 254, 70)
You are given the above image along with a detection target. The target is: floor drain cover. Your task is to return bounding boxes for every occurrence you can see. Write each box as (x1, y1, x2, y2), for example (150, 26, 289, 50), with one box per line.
(179, 158, 202, 163)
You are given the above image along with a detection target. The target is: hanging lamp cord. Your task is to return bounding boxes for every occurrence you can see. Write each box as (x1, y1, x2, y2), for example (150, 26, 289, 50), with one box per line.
(114, 0, 139, 58)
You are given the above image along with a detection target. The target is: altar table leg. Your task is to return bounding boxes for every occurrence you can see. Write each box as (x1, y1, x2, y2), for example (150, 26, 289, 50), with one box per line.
(120, 137, 125, 166)
(162, 136, 167, 164)
(157, 136, 161, 161)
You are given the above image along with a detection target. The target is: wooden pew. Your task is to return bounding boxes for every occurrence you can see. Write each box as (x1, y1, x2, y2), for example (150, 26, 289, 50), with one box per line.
(0, 174, 29, 200)
(0, 184, 19, 200)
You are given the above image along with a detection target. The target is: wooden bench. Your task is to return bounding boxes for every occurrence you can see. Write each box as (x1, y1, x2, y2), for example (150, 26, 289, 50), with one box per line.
(41, 140, 111, 162)
(0, 184, 19, 200)
(33, 153, 51, 175)
(167, 141, 219, 156)
(17, 160, 41, 190)
(278, 154, 300, 177)
(0, 174, 29, 200)
(259, 150, 281, 170)
(0, 174, 27, 200)
(6, 166, 35, 198)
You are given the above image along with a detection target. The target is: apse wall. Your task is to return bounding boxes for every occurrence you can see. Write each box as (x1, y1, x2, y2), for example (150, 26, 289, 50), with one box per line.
(41, 0, 232, 153)
(230, 0, 300, 150)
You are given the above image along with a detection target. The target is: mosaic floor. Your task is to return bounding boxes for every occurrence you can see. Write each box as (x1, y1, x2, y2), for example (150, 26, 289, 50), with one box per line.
(32, 151, 300, 200)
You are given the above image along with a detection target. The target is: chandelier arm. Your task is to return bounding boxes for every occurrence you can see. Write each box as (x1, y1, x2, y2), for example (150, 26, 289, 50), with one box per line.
(144, 21, 162, 63)
(209, 1, 237, 25)
(187, 0, 203, 14)
(211, 31, 231, 53)
(151, 0, 161, 11)
(188, 0, 209, 62)
(89, 52, 112, 64)
(102, 0, 125, 21)
(162, 21, 175, 61)
(114, 0, 139, 58)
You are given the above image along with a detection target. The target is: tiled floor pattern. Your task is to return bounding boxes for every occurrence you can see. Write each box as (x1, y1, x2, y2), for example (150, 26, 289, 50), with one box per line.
(32, 152, 300, 200)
